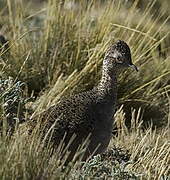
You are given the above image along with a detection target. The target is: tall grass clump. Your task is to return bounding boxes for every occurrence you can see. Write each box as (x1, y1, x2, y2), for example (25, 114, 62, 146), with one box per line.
(113, 106, 170, 179)
(2, 0, 169, 125)
(0, 0, 170, 179)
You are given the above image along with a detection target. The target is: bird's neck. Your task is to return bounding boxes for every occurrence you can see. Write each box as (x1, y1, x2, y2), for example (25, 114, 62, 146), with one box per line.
(97, 63, 117, 102)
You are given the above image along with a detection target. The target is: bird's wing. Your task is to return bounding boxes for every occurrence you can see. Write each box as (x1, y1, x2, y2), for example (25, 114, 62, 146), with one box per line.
(29, 90, 97, 140)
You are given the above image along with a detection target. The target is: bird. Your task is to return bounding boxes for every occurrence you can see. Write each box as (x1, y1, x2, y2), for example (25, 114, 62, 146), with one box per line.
(29, 40, 138, 163)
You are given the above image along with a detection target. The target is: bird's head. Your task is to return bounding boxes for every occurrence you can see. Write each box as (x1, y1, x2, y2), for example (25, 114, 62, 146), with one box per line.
(104, 40, 138, 72)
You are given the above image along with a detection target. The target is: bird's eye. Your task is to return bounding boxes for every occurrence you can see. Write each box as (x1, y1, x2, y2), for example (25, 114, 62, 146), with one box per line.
(116, 56, 123, 63)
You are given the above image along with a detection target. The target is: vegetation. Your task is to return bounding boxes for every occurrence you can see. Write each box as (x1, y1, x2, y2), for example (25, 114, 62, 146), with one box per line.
(0, 0, 169, 179)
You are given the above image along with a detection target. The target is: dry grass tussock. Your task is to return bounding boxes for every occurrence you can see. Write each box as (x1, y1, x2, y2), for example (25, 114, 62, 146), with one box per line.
(113, 106, 170, 179)
(0, 0, 170, 179)
(0, 106, 169, 179)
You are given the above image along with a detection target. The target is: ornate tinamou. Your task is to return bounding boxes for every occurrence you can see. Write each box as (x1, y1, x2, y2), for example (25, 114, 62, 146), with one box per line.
(30, 40, 138, 162)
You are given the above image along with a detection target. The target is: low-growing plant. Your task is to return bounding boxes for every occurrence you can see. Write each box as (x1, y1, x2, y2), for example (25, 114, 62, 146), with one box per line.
(0, 77, 31, 133)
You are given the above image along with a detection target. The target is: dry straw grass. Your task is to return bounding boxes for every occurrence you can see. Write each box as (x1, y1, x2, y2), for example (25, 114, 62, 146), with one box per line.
(114, 106, 170, 179)
(0, 0, 170, 179)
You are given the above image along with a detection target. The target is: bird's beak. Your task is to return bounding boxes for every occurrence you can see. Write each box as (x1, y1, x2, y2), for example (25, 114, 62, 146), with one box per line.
(129, 64, 139, 72)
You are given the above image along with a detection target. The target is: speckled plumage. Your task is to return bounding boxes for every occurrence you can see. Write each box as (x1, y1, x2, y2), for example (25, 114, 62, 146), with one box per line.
(30, 40, 138, 162)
